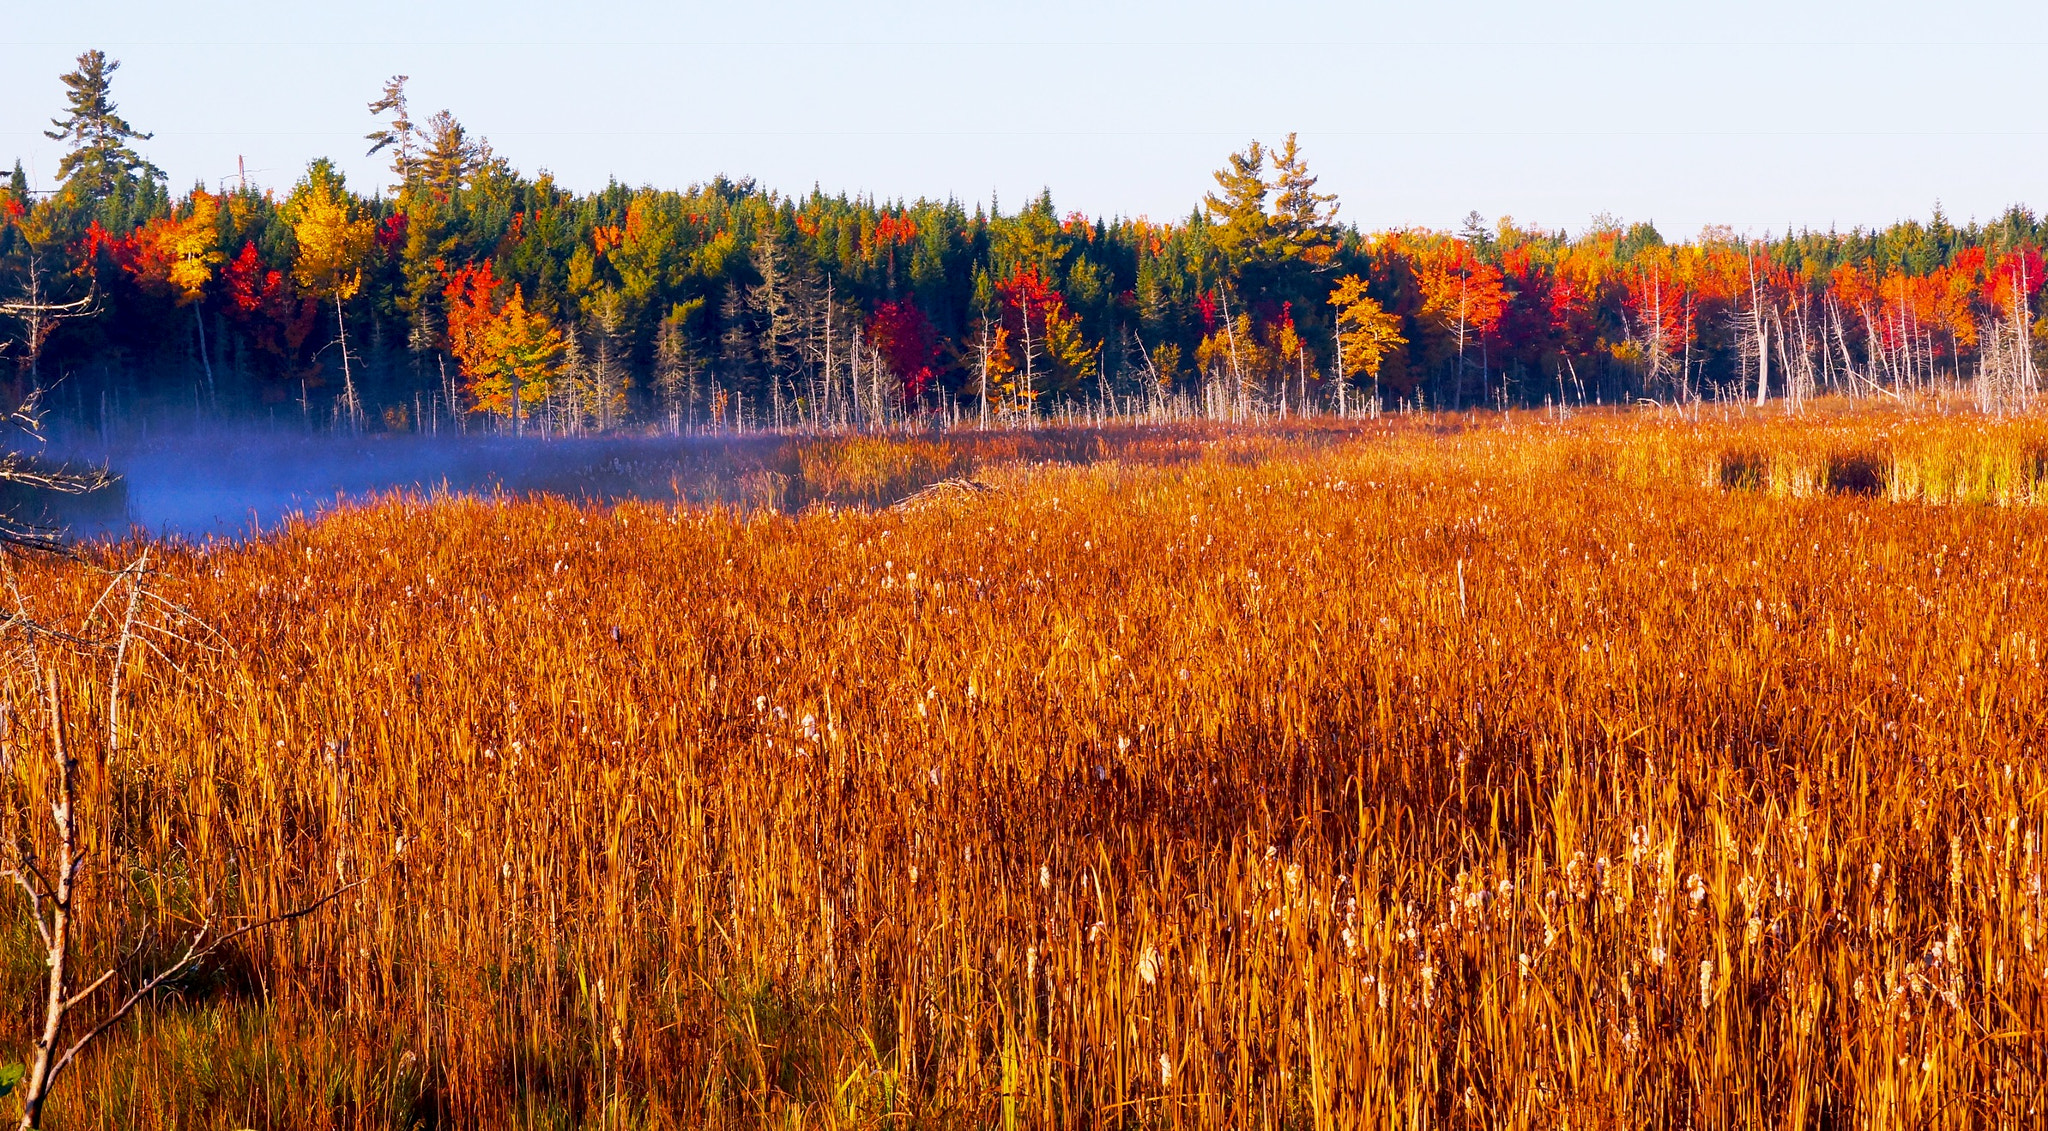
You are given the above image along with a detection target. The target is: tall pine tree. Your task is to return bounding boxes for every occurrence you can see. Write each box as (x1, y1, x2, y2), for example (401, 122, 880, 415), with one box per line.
(44, 50, 162, 200)
(365, 75, 419, 190)
(1202, 140, 1270, 271)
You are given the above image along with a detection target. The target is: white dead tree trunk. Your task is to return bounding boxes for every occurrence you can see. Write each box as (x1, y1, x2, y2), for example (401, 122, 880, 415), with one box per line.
(1750, 260, 1770, 407)
(1, 551, 358, 1128)
(0, 258, 98, 391)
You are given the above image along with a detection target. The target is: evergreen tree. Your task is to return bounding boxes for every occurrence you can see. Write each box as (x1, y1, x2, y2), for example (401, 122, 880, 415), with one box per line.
(1459, 211, 1495, 260)
(419, 111, 489, 197)
(43, 50, 162, 200)
(718, 279, 752, 386)
(1203, 140, 1270, 270)
(653, 301, 705, 431)
(1270, 133, 1337, 259)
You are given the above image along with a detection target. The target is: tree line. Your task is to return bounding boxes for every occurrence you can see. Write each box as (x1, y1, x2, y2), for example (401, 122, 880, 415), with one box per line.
(3, 51, 2045, 436)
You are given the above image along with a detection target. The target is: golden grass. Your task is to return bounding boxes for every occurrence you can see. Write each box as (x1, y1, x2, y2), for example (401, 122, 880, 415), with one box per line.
(4, 401, 2048, 1128)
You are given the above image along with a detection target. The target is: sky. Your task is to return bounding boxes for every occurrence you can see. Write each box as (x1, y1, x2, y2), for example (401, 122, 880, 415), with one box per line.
(5, 0, 2047, 240)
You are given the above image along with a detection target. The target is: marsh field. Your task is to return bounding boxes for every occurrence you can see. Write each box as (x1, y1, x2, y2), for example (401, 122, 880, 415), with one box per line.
(3, 402, 2047, 1129)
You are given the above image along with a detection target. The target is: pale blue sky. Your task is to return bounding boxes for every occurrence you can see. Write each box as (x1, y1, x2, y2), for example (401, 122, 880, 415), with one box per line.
(5, 0, 2046, 238)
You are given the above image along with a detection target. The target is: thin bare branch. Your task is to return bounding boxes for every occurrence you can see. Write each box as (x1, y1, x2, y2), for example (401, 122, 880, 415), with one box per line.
(0, 292, 95, 318)
(105, 551, 147, 757)
(3, 868, 54, 949)
(58, 968, 114, 1013)
(43, 879, 364, 1089)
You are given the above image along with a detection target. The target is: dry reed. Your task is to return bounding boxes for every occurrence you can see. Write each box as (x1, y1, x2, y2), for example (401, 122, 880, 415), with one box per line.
(2, 401, 2045, 1128)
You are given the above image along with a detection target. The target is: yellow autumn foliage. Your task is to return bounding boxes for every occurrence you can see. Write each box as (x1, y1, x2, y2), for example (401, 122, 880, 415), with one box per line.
(161, 190, 222, 303)
(286, 167, 376, 302)
(1329, 273, 1406, 384)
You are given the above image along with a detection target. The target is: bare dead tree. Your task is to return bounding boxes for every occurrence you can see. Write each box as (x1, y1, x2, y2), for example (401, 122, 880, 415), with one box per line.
(1974, 259, 2040, 416)
(0, 249, 97, 389)
(0, 390, 111, 554)
(0, 404, 350, 1125)
(0, 552, 358, 1128)
(1749, 257, 1771, 407)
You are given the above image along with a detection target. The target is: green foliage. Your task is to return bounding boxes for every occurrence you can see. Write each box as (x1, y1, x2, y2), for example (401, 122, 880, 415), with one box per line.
(1203, 139, 1270, 272)
(43, 49, 163, 201)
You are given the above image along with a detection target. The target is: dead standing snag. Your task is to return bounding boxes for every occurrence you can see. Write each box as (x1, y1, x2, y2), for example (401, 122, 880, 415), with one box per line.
(0, 553, 356, 1128)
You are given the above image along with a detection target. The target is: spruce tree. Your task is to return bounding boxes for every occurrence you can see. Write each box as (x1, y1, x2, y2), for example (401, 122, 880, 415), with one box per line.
(43, 50, 162, 200)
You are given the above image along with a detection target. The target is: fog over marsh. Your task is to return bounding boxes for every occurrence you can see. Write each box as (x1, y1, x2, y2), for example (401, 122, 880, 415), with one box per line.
(18, 428, 747, 542)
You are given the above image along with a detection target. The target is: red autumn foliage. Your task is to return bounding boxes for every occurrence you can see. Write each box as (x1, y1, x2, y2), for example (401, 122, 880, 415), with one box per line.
(871, 215, 918, 247)
(376, 213, 409, 252)
(867, 299, 939, 400)
(995, 265, 1083, 345)
(106, 225, 175, 291)
(1984, 247, 2046, 316)
(442, 260, 505, 367)
(221, 241, 319, 387)
(77, 220, 120, 266)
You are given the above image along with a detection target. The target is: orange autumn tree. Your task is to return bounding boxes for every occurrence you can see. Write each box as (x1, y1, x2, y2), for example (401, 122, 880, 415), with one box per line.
(1931, 247, 1987, 364)
(966, 311, 1017, 424)
(1409, 238, 1507, 405)
(441, 259, 499, 377)
(112, 190, 226, 393)
(443, 261, 565, 430)
(118, 190, 223, 305)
